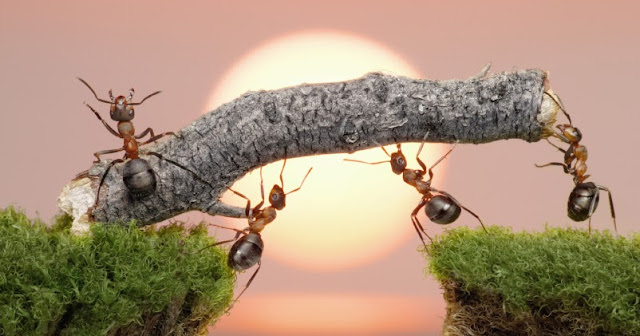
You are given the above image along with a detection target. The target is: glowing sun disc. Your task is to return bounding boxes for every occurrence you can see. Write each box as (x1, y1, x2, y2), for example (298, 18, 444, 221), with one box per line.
(206, 30, 446, 271)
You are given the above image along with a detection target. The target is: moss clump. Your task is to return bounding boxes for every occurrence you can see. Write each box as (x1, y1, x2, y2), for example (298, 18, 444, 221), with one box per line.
(0, 207, 234, 336)
(425, 226, 640, 336)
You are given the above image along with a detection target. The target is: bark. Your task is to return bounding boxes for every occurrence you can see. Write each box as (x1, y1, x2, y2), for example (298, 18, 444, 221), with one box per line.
(58, 68, 558, 231)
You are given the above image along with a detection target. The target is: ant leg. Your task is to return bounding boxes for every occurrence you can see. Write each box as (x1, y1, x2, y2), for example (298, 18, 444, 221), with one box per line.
(93, 147, 126, 163)
(535, 162, 571, 174)
(426, 144, 456, 181)
(252, 167, 266, 214)
(84, 103, 121, 138)
(145, 152, 214, 189)
(285, 167, 313, 195)
(134, 127, 155, 140)
(416, 142, 427, 173)
(94, 158, 124, 207)
(228, 188, 253, 218)
(138, 131, 176, 146)
(433, 188, 489, 234)
(279, 159, 287, 190)
(410, 198, 432, 246)
(230, 261, 261, 307)
(597, 185, 617, 234)
(545, 138, 567, 153)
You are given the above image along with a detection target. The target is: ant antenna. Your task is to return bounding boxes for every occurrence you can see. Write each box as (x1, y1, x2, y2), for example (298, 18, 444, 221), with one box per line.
(129, 90, 162, 105)
(77, 77, 112, 104)
(543, 91, 572, 125)
(286, 167, 313, 195)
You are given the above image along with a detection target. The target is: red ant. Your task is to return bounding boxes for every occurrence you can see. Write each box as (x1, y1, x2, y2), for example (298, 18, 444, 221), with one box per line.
(198, 159, 312, 305)
(536, 91, 616, 234)
(346, 142, 487, 246)
(78, 78, 209, 205)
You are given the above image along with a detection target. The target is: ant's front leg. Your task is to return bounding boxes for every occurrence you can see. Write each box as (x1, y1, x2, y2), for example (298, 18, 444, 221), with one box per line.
(425, 144, 456, 182)
(228, 188, 254, 219)
(535, 161, 571, 174)
(85, 103, 120, 138)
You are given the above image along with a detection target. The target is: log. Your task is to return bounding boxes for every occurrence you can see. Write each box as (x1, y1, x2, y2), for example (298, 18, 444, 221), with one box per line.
(59, 67, 559, 233)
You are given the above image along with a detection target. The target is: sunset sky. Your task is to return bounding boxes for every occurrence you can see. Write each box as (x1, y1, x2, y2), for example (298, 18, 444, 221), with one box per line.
(1, 1, 639, 335)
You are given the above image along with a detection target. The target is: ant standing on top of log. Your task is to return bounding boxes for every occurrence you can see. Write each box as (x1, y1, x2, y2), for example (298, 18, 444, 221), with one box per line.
(345, 137, 488, 247)
(78, 78, 210, 207)
(536, 92, 616, 234)
(197, 159, 312, 306)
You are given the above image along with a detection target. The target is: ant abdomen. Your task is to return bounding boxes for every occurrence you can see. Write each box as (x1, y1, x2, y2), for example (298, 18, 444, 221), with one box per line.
(568, 182, 600, 222)
(228, 233, 264, 271)
(123, 158, 156, 199)
(426, 195, 461, 225)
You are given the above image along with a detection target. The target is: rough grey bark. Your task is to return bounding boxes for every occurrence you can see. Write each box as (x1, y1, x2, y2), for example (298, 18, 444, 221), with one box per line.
(60, 69, 556, 228)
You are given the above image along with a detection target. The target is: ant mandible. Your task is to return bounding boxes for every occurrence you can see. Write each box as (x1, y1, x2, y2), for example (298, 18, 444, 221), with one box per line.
(535, 91, 616, 234)
(78, 78, 207, 205)
(198, 159, 312, 304)
(346, 141, 488, 246)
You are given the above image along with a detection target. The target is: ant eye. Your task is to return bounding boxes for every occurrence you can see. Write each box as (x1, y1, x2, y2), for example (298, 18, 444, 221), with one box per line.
(129, 110, 133, 116)
(270, 194, 279, 201)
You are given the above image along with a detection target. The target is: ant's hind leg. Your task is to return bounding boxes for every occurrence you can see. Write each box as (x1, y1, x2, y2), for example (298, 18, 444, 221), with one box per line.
(597, 185, 617, 234)
(230, 261, 261, 308)
(434, 189, 489, 234)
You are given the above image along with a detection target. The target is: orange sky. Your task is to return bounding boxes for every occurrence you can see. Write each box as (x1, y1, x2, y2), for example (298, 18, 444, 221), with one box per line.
(1, 1, 639, 335)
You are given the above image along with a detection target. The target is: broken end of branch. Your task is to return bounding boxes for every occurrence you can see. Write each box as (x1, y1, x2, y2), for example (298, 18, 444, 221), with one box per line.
(538, 90, 560, 139)
(58, 177, 94, 235)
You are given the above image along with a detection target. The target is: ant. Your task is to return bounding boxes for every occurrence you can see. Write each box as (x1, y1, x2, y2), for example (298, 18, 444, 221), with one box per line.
(197, 159, 312, 305)
(346, 142, 487, 246)
(535, 91, 616, 234)
(78, 78, 208, 205)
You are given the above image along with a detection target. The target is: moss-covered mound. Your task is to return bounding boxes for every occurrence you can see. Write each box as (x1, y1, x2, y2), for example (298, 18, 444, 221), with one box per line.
(0, 207, 234, 336)
(425, 226, 640, 336)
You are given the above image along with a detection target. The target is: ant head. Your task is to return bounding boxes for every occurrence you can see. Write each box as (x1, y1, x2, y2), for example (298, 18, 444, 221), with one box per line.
(390, 151, 407, 175)
(110, 95, 135, 122)
(269, 184, 286, 210)
(557, 124, 582, 143)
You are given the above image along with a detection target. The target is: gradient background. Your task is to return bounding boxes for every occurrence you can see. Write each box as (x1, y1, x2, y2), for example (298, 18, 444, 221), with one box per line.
(1, 1, 639, 335)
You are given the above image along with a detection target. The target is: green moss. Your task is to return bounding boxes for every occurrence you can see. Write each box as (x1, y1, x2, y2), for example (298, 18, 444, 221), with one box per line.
(0, 207, 234, 336)
(425, 226, 640, 335)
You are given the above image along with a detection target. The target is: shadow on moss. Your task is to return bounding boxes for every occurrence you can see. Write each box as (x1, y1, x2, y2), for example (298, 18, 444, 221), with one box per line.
(0, 207, 234, 336)
(424, 226, 640, 336)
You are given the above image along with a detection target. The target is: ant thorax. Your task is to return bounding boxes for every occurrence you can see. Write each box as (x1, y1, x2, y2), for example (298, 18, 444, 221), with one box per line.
(251, 207, 277, 232)
(402, 169, 423, 186)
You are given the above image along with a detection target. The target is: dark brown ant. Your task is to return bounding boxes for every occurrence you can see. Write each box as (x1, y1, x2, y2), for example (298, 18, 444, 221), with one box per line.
(78, 78, 209, 204)
(536, 91, 616, 234)
(346, 142, 487, 246)
(197, 160, 312, 305)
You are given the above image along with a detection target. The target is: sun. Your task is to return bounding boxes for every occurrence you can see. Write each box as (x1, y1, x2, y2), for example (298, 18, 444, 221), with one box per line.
(206, 30, 447, 271)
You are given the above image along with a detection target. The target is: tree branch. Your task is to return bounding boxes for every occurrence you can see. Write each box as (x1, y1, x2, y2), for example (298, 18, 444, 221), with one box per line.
(59, 68, 558, 232)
